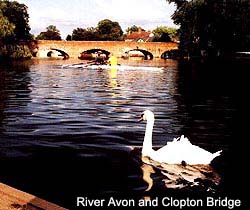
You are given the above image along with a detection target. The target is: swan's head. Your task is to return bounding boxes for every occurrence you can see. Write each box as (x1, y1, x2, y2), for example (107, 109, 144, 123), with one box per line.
(139, 110, 155, 122)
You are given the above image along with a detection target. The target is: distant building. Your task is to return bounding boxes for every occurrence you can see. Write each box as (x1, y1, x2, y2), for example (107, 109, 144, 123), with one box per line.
(125, 28, 154, 42)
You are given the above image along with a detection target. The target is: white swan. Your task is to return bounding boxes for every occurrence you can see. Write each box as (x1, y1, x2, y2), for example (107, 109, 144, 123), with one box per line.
(139, 110, 222, 165)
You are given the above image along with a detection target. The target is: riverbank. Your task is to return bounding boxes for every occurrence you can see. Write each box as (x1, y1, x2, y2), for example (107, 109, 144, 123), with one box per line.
(0, 182, 67, 210)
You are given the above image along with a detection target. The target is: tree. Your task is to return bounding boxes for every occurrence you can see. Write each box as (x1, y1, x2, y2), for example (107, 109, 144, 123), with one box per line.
(152, 26, 178, 42)
(226, 0, 250, 51)
(71, 27, 100, 41)
(70, 19, 124, 41)
(126, 25, 145, 34)
(166, 0, 250, 57)
(66, 34, 72, 41)
(97, 19, 123, 41)
(71, 28, 85, 41)
(166, 0, 203, 56)
(81, 27, 100, 41)
(36, 25, 62, 40)
(0, 0, 31, 41)
(0, 0, 33, 59)
(0, 12, 15, 40)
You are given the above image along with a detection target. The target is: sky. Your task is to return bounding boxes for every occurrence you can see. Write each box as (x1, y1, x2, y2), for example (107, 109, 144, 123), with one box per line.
(17, 0, 177, 39)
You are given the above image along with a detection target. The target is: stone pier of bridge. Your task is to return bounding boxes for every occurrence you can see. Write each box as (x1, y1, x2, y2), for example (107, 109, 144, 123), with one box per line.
(37, 40, 178, 59)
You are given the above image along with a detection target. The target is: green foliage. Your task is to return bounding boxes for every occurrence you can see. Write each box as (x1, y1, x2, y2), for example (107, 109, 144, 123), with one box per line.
(36, 25, 62, 40)
(126, 25, 145, 33)
(0, 44, 32, 59)
(71, 19, 123, 41)
(167, 0, 250, 57)
(152, 26, 178, 42)
(0, 12, 15, 39)
(0, 0, 33, 59)
(97, 19, 123, 41)
(71, 28, 85, 41)
(0, 0, 31, 41)
(71, 27, 100, 41)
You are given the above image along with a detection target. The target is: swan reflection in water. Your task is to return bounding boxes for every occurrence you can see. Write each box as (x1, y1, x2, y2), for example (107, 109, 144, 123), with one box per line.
(140, 156, 221, 193)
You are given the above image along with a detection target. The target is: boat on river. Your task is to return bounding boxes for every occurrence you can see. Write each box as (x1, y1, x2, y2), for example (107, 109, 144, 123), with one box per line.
(61, 63, 164, 71)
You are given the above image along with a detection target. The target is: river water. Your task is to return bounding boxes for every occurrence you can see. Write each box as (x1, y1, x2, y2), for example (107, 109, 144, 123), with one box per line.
(0, 58, 248, 209)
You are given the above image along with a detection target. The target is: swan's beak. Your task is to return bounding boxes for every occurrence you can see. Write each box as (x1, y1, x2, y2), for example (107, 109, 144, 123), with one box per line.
(138, 114, 144, 122)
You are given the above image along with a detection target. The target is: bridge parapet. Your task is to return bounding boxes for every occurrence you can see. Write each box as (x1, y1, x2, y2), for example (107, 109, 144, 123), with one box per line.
(37, 40, 178, 59)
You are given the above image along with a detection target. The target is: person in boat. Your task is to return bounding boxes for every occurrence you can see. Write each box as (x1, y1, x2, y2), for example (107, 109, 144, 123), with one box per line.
(108, 53, 118, 66)
(94, 51, 106, 65)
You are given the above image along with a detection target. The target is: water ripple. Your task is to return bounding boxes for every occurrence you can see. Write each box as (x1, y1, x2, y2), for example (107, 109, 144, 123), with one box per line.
(0, 59, 237, 207)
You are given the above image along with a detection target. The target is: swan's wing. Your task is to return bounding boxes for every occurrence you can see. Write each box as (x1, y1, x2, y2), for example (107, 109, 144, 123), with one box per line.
(155, 140, 215, 164)
(179, 135, 192, 144)
(153, 143, 186, 164)
(167, 135, 192, 147)
(180, 144, 216, 164)
(155, 136, 192, 160)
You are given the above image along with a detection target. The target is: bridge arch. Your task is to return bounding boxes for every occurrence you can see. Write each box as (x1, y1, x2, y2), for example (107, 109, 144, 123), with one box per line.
(126, 48, 153, 60)
(161, 49, 180, 59)
(49, 48, 69, 60)
(78, 48, 110, 60)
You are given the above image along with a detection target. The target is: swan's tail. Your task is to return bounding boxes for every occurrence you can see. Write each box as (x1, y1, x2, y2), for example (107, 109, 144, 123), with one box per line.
(212, 150, 222, 159)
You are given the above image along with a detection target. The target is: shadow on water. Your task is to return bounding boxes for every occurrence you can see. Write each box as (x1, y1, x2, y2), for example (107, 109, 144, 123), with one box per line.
(173, 59, 249, 207)
(0, 61, 32, 133)
(0, 144, 141, 208)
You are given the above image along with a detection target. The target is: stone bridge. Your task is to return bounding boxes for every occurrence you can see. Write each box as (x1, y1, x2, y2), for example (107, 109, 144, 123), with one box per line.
(36, 40, 178, 59)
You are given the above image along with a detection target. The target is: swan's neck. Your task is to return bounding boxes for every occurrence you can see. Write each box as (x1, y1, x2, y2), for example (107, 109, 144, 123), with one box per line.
(142, 118, 154, 157)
